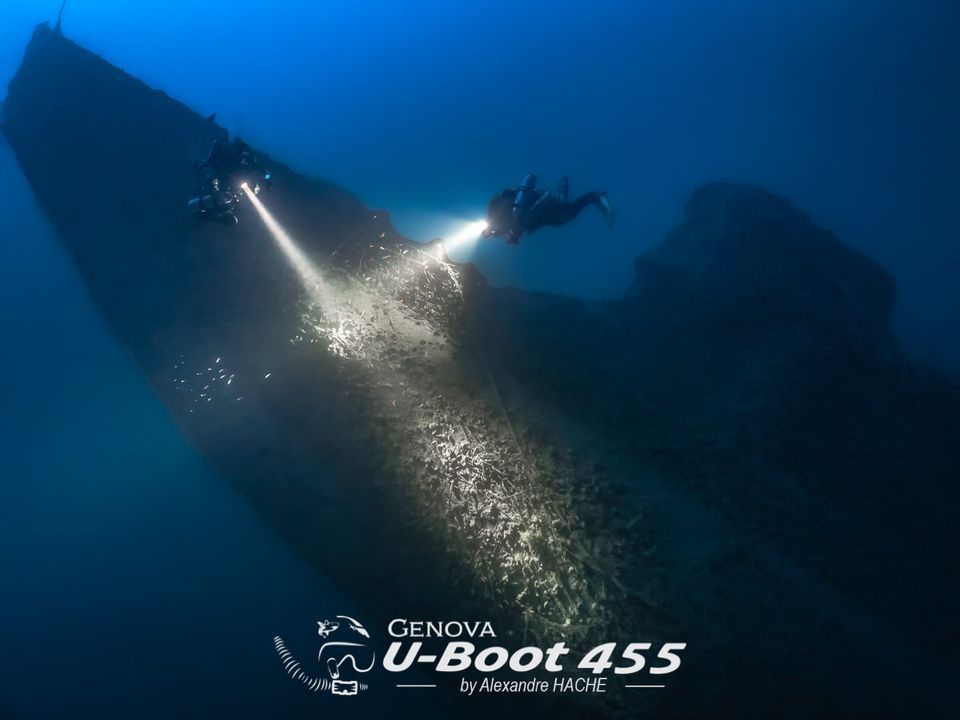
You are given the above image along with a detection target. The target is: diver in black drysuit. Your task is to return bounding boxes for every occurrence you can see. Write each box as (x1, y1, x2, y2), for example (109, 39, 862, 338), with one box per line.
(482, 174, 613, 244)
(190, 138, 269, 224)
(197, 139, 237, 184)
(190, 142, 238, 224)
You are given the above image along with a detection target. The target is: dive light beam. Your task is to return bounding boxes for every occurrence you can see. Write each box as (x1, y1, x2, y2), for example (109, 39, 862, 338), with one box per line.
(241, 183, 328, 306)
(440, 219, 488, 257)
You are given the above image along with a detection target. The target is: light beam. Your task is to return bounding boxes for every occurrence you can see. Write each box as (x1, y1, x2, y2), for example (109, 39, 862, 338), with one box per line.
(439, 219, 487, 259)
(241, 183, 329, 306)
(238, 187, 604, 638)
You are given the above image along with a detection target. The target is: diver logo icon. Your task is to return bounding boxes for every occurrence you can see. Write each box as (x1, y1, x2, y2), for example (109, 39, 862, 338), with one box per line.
(274, 615, 376, 696)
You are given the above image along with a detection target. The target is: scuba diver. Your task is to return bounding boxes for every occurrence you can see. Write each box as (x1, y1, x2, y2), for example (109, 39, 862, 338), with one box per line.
(188, 137, 271, 225)
(187, 176, 238, 225)
(482, 174, 613, 244)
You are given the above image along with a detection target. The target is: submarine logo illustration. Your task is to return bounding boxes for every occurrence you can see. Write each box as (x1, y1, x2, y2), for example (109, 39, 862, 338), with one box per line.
(274, 615, 375, 697)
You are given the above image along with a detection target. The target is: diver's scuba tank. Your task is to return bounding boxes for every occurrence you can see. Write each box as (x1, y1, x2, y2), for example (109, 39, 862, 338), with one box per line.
(513, 174, 537, 212)
(507, 174, 537, 244)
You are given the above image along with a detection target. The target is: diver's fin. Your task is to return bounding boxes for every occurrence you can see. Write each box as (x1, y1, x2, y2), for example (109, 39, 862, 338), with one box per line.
(55, 1, 67, 33)
(598, 193, 614, 229)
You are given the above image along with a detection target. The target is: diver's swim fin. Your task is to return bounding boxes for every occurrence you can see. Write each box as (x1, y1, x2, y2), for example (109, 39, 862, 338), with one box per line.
(55, 1, 67, 33)
(598, 193, 614, 229)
